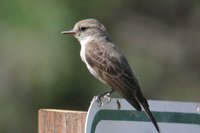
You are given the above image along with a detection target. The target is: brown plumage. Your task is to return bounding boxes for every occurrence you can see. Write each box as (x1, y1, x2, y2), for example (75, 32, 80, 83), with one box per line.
(62, 18, 160, 132)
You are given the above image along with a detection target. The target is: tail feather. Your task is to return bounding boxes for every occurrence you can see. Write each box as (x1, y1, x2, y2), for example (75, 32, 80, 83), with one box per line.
(125, 96, 142, 111)
(125, 93, 160, 132)
(141, 101, 160, 132)
(136, 90, 160, 132)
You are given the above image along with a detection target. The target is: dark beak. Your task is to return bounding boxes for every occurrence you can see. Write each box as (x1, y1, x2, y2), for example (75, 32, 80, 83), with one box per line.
(61, 30, 76, 35)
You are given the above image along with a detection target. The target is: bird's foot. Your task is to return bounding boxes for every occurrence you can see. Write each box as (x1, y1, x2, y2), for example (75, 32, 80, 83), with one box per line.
(103, 92, 112, 104)
(92, 90, 114, 107)
(92, 95, 104, 107)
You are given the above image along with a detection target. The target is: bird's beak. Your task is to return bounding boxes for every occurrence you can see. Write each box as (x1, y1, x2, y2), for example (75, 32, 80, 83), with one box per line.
(61, 30, 76, 35)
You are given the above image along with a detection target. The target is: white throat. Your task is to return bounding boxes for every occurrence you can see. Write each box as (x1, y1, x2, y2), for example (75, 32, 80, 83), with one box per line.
(80, 36, 93, 46)
(79, 36, 108, 85)
(80, 36, 93, 63)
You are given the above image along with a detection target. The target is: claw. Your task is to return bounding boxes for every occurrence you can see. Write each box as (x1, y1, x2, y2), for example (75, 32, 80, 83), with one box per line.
(92, 90, 114, 107)
(92, 96, 104, 107)
(104, 93, 112, 104)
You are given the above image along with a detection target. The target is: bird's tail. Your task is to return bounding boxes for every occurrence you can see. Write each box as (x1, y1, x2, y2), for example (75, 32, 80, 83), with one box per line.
(140, 98, 160, 132)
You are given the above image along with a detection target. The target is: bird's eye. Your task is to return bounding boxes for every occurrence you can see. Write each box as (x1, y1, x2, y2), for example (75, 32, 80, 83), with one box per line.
(80, 27, 87, 31)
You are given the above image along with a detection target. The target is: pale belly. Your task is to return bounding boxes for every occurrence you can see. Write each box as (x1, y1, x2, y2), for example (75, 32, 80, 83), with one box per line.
(80, 43, 107, 85)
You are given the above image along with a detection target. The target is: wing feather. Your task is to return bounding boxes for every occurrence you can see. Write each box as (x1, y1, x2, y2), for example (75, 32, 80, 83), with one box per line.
(85, 40, 142, 110)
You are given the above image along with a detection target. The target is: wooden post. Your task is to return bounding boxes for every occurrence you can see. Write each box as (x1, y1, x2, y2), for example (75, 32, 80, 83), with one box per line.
(38, 109, 87, 133)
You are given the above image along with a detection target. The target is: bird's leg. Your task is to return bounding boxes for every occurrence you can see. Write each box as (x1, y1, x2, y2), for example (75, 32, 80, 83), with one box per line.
(94, 89, 114, 106)
(103, 90, 115, 103)
(92, 96, 104, 107)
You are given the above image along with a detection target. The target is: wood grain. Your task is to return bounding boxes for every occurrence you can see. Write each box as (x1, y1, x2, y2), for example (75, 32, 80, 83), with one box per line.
(38, 109, 87, 133)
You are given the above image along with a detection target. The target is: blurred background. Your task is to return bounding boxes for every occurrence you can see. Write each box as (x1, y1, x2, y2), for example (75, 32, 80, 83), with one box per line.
(0, 0, 200, 132)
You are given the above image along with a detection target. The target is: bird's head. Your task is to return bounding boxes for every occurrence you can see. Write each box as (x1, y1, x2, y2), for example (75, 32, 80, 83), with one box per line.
(62, 18, 110, 42)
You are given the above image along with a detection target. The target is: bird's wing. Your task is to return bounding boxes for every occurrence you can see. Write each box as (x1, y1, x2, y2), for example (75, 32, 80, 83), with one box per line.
(85, 40, 160, 132)
(85, 40, 142, 111)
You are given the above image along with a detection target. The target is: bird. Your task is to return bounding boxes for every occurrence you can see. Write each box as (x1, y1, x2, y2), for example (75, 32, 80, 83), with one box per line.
(62, 18, 160, 132)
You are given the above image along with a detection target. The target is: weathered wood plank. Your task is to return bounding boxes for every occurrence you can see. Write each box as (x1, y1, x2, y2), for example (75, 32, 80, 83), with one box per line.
(38, 109, 87, 133)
